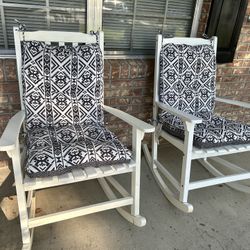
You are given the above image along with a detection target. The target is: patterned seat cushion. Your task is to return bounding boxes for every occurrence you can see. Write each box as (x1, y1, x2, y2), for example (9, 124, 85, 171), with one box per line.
(159, 42, 250, 148)
(25, 123, 132, 177)
(22, 41, 131, 177)
(160, 113, 250, 148)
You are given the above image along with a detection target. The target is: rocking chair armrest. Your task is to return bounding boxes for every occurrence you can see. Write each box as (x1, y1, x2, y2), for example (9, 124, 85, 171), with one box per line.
(215, 97, 250, 109)
(103, 105, 155, 133)
(0, 110, 25, 151)
(156, 102, 203, 124)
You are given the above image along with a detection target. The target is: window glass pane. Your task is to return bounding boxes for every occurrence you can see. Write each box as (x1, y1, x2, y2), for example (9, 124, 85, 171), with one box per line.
(0, 0, 86, 50)
(5, 7, 47, 48)
(103, 0, 196, 53)
(50, 9, 86, 32)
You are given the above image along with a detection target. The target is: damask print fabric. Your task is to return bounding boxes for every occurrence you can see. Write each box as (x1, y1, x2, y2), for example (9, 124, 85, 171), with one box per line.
(159, 43, 250, 148)
(22, 41, 131, 177)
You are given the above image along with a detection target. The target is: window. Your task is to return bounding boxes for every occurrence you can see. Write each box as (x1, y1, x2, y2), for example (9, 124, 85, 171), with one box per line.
(103, 0, 196, 54)
(0, 0, 86, 55)
(0, 0, 201, 57)
(206, 0, 248, 63)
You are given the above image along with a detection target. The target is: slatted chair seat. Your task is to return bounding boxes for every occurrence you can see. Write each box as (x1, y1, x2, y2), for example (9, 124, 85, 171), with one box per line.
(23, 160, 136, 191)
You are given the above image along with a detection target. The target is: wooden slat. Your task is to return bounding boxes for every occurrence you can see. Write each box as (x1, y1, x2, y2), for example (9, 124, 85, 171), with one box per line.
(99, 166, 114, 174)
(24, 162, 135, 191)
(19, 30, 97, 44)
(24, 175, 36, 186)
(72, 168, 86, 180)
(58, 172, 74, 183)
(85, 167, 98, 178)
(28, 197, 133, 228)
(113, 163, 127, 171)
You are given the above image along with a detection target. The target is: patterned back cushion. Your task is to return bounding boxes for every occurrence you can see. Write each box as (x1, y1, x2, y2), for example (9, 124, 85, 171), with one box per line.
(22, 41, 104, 130)
(159, 43, 216, 115)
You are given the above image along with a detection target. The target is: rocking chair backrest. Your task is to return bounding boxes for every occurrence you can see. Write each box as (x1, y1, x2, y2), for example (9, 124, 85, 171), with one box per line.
(154, 35, 217, 117)
(13, 27, 104, 129)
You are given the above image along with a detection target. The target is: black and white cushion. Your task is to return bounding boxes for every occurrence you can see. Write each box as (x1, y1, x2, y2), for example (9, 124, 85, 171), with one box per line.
(159, 43, 250, 148)
(26, 124, 131, 177)
(23, 41, 131, 177)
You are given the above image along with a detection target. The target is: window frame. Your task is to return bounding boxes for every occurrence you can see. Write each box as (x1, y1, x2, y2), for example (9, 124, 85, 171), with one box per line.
(0, 0, 203, 59)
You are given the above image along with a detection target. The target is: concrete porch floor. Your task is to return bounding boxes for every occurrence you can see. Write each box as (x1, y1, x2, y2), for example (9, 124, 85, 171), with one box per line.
(1, 144, 250, 250)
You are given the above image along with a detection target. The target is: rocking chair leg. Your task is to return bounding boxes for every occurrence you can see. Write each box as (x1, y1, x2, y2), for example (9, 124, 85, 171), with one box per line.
(179, 122, 195, 203)
(130, 128, 146, 225)
(9, 146, 32, 249)
(142, 142, 193, 213)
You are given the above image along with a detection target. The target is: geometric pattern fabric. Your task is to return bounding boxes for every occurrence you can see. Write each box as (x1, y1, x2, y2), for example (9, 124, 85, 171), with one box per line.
(22, 42, 131, 177)
(23, 41, 104, 129)
(159, 43, 250, 148)
(25, 123, 132, 177)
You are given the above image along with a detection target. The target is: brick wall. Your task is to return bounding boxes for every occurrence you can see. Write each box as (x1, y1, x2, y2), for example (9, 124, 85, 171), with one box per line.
(104, 59, 154, 144)
(199, 0, 250, 122)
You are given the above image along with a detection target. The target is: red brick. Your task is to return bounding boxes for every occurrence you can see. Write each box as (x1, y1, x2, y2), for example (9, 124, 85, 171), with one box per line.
(1, 83, 19, 93)
(4, 59, 17, 81)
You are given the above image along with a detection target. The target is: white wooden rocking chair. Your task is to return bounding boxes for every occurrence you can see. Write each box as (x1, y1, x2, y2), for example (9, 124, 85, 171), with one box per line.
(143, 34, 250, 213)
(0, 27, 154, 249)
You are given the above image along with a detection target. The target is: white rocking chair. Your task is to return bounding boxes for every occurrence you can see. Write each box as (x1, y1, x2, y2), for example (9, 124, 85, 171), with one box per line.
(143, 34, 250, 213)
(0, 27, 154, 249)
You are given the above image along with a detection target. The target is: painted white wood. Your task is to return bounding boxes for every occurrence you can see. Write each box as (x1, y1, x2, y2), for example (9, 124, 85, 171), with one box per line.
(87, 0, 103, 33)
(106, 176, 130, 197)
(72, 168, 87, 180)
(17, 29, 97, 44)
(199, 158, 250, 193)
(216, 97, 250, 109)
(103, 105, 155, 133)
(99, 166, 114, 175)
(98, 178, 146, 227)
(8, 144, 31, 245)
(188, 171, 250, 190)
(211, 157, 248, 173)
(192, 143, 250, 159)
(154, 160, 180, 191)
(0, 110, 25, 151)
(179, 122, 195, 202)
(156, 101, 202, 124)
(190, 0, 204, 37)
(160, 130, 185, 152)
(113, 163, 127, 171)
(24, 163, 135, 191)
(142, 144, 193, 213)
(131, 128, 144, 216)
(28, 197, 133, 229)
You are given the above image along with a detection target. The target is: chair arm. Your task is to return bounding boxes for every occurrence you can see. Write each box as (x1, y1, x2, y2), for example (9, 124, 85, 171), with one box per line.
(103, 105, 155, 133)
(215, 97, 250, 109)
(156, 101, 202, 124)
(0, 110, 25, 152)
